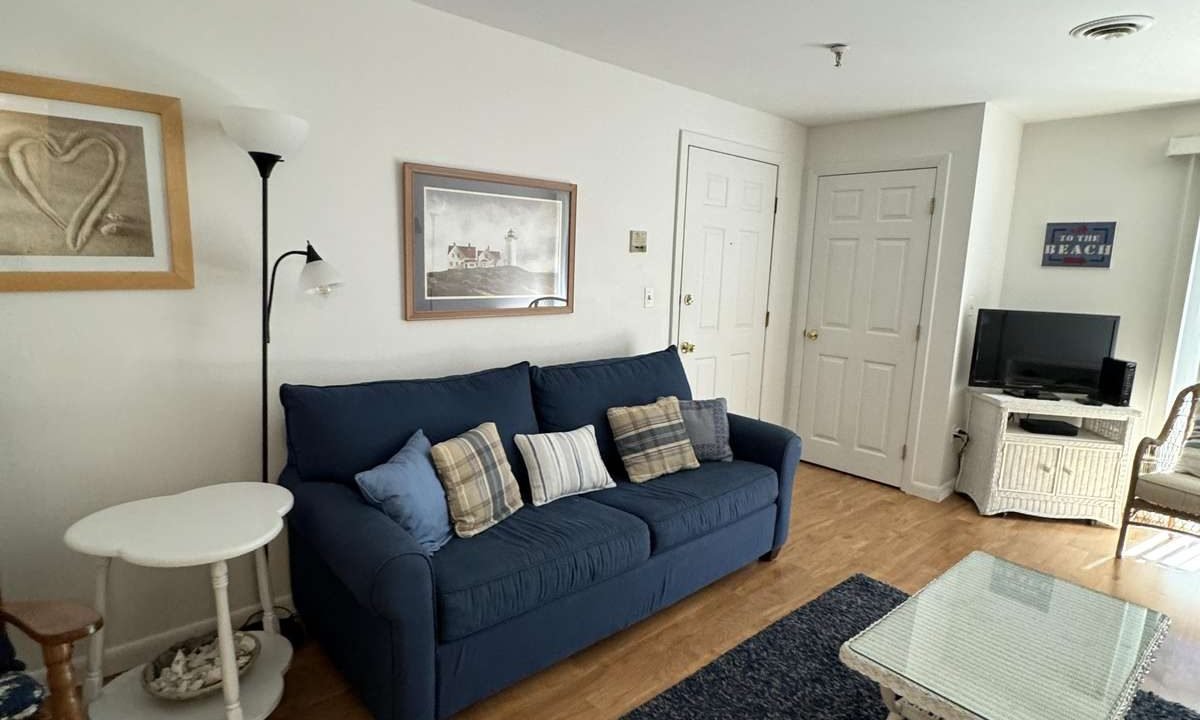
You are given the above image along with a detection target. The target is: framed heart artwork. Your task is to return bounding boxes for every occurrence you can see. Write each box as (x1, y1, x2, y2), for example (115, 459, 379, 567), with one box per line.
(0, 71, 193, 291)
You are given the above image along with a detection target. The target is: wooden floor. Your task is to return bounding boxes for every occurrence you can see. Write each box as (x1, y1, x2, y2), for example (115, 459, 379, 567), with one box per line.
(271, 464, 1200, 719)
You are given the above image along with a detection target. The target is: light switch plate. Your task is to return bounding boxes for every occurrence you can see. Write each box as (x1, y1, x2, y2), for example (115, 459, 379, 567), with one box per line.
(629, 230, 648, 253)
(643, 287, 655, 308)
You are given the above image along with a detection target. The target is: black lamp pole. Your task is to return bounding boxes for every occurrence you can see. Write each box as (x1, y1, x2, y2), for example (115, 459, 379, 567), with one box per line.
(249, 151, 283, 485)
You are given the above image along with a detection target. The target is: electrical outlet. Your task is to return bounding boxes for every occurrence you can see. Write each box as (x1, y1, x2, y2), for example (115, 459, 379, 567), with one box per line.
(643, 287, 655, 308)
(629, 230, 648, 253)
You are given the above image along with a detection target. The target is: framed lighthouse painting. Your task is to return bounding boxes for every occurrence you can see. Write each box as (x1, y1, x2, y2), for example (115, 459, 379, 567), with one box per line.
(403, 163, 576, 320)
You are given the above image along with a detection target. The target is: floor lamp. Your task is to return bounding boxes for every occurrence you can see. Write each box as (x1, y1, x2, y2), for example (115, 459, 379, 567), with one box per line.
(220, 106, 342, 484)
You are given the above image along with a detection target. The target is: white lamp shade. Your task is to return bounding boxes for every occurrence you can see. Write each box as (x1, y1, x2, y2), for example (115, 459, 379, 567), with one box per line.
(219, 106, 309, 157)
(299, 259, 342, 295)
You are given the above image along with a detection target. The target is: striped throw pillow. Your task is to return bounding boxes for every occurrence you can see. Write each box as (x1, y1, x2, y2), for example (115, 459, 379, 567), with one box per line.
(430, 422, 524, 537)
(515, 425, 616, 506)
(607, 396, 700, 483)
(1179, 412, 1200, 478)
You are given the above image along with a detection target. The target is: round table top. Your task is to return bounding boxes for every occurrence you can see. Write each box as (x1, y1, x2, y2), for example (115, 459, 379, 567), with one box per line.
(64, 482, 293, 568)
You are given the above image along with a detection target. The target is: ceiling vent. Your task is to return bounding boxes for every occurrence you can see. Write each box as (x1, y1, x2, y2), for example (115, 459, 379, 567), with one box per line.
(1069, 15, 1154, 39)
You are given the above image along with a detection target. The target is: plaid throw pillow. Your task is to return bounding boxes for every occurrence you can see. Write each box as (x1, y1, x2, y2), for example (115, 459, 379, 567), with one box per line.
(607, 396, 700, 482)
(1179, 412, 1200, 478)
(430, 422, 524, 537)
(515, 425, 615, 506)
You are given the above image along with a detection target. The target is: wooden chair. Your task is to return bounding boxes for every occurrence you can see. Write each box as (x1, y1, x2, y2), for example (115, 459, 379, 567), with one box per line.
(0, 601, 102, 720)
(1116, 382, 1200, 556)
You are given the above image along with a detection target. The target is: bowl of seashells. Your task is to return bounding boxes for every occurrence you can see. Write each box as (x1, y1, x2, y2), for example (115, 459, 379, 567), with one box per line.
(142, 631, 260, 700)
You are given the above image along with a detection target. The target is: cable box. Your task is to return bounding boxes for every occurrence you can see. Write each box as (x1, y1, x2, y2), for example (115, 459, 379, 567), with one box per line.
(1018, 418, 1079, 436)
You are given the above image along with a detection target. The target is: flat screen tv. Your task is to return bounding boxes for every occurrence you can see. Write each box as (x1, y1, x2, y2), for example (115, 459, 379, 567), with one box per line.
(968, 309, 1119, 396)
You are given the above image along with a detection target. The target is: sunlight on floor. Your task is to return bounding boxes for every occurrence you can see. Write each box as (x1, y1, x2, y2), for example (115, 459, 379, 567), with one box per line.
(1124, 531, 1200, 572)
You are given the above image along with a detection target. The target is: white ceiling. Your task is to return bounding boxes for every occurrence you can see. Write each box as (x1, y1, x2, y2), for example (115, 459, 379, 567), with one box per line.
(417, 0, 1200, 125)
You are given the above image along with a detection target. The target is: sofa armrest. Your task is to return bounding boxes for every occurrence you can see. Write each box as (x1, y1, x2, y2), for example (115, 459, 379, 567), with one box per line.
(283, 467, 438, 719)
(285, 472, 435, 623)
(728, 414, 802, 550)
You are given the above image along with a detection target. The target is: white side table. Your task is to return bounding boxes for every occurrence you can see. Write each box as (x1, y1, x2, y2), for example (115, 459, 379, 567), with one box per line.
(64, 482, 294, 720)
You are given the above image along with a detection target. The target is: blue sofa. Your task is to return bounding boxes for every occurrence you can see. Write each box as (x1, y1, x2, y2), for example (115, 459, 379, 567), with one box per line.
(279, 347, 802, 720)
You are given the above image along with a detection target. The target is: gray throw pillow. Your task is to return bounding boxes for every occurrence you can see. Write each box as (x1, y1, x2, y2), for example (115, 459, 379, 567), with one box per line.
(670, 397, 733, 462)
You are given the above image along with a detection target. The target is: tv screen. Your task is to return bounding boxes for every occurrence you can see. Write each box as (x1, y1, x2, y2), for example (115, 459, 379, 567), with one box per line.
(969, 310, 1119, 394)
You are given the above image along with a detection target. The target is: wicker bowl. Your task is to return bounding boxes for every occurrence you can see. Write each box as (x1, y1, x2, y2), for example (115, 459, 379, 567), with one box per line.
(141, 631, 260, 701)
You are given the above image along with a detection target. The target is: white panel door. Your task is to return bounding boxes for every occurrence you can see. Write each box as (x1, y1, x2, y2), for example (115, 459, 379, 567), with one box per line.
(677, 147, 778, 417)
(797, 168, 936, 486)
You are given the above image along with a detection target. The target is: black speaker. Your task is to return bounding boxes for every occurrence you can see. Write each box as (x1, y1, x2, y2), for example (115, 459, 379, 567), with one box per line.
(1095, 357, 1135, 406)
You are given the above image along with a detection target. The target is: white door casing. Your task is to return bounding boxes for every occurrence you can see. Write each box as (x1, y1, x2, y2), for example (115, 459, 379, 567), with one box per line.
(676, 146, 779, 417)
(797, 168, 936, 486)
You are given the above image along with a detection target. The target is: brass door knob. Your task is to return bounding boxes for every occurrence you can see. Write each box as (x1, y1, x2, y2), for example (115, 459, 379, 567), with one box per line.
(680, 341, 696, 354)
(805, 330, 820, 340)
(683, 293, 694, 306)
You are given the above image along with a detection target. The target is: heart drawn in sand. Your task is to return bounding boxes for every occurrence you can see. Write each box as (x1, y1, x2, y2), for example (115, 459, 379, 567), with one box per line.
(7, 129, 128, 253)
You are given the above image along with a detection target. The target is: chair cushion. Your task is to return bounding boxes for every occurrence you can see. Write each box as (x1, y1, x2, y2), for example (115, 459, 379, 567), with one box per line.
(431, 423, 524, 538)
(531, 347, 692, 474)
(0, 672, 44, 720)
(586, 460, 778, 553)
(431, 496, 650, 641)
(280, 362, 538, 486)
(1138, 472, 1200, 516)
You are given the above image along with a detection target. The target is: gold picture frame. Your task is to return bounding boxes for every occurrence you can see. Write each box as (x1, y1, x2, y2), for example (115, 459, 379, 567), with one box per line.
(0, 71, 193, 291)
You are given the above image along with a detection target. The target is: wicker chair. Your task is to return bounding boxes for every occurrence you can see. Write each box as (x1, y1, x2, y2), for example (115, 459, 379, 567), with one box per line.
(1116, 382, 1200, 557)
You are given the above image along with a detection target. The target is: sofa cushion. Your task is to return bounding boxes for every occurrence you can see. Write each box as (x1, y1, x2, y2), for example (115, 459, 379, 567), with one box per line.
(675, 397, 734, 462)
(1137, 471, 1200, 516)
(354, 429, 453, 553)
(280, 362, 538, 486)
(431, 496, 650, 642)
(431, 422, 524, 538)
(607, 397, 699, 482)
(514, 424, 615, 506)
(587, 460, 778, 553)
(531, 347, 692, 474)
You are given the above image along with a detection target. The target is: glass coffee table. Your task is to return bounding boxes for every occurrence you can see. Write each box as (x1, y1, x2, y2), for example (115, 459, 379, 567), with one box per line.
(840, 552, 1170, 720)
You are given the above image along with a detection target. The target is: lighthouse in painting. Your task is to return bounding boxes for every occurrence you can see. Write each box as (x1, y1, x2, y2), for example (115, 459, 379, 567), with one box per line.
(504, 228, 517, 267)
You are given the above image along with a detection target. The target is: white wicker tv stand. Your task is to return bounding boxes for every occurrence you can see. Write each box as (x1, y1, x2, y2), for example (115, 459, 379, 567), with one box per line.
(957, 391, 1141, 527)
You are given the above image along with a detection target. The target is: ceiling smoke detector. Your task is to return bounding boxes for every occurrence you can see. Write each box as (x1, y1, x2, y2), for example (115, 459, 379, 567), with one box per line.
(1069, 15, 1154, 39)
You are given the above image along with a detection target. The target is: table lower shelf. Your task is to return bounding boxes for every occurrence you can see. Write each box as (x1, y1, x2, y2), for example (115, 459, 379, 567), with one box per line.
(89, 631, 292, 720)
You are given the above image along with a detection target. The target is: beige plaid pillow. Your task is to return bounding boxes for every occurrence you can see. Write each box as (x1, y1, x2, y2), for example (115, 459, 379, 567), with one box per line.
(430, 422, 524, 537)
(607, 396, 700, 483)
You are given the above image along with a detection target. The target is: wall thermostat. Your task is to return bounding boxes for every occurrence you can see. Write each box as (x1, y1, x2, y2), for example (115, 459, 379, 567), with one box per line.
(629, 230, 648, 253)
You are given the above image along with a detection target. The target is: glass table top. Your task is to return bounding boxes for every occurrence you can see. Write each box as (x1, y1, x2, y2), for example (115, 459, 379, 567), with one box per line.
(845, 552, 1169, 720)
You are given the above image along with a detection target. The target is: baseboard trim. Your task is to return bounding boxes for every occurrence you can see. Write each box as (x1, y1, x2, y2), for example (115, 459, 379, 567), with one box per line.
(905, 482, 955, 503)
(26, 593, 293, 685)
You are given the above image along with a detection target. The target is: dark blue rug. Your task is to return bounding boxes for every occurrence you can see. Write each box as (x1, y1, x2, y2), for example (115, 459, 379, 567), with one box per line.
(625, 574, 1197, 719)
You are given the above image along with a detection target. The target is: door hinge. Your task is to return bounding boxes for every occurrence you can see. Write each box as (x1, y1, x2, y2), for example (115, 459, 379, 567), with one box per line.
(774, 196, 779, 214)
(765, 310, 771, 327)
(915, 323, 921, 341)
(901, 444, 908, 460)
(929, 197, 936, 215)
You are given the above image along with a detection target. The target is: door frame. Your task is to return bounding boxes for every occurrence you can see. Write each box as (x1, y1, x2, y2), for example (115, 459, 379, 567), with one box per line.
(788, 155, 950, 493)
(670, 130, 783, 418)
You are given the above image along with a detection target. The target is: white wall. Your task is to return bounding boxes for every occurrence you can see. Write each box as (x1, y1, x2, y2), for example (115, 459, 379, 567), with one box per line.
(951, 104, 1024, 470)
(1001, 103, 1200, 427)
(0, 0, 806, 671)
(795, 104, 989, 499)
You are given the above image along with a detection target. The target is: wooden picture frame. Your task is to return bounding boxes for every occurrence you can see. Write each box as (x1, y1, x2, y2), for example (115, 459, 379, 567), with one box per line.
(0, 71, 193, 291)
(403, 163, 575, 320)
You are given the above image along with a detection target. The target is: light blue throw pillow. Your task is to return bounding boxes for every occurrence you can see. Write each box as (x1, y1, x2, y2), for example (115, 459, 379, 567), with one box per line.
(355, 429, 453, 553)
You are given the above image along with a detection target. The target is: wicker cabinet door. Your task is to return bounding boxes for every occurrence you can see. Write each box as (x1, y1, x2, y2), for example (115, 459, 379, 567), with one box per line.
(1055, 447, 1120, 499)
(997, 443, 1060, 495)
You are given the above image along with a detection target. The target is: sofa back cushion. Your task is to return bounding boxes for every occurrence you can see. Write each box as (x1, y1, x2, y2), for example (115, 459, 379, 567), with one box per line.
(530, 347, 692, 472)
(281, 362, 539, 486)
